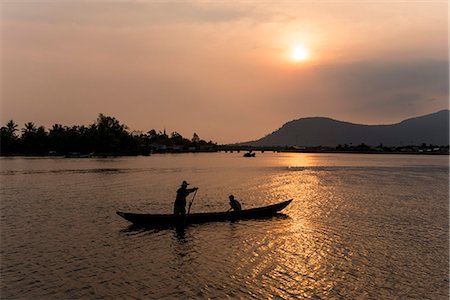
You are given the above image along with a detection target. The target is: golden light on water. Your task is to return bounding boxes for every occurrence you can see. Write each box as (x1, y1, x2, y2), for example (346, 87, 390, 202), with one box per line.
(281, 153, 315, 169)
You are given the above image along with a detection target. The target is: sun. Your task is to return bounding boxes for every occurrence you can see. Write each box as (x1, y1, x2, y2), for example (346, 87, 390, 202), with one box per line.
(291, 45, 310, 62)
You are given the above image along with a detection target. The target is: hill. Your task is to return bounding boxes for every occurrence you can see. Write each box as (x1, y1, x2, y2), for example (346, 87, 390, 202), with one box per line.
(240, 110, 449, 147)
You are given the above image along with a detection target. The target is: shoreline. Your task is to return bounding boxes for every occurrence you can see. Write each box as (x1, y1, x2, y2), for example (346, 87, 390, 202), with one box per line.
(1, 150, 448, 157)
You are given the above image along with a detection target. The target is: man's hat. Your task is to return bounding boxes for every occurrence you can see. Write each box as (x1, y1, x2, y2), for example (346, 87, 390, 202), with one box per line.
(181, 180, 190, 186)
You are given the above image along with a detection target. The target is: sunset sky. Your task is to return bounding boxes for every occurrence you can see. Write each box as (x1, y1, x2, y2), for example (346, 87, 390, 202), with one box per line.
(1, 1, 448, 143)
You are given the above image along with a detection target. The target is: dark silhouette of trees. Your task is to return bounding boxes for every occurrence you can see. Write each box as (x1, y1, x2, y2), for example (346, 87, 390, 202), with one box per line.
(0, 114, 217, 156)
(169, 131, 190, 147)
(0, 120, 19, 154)
(192, 133, 200, 144)
(20, 122, 48, 154)
(92, 114, 134, 153)
(6, 120, 18, 135)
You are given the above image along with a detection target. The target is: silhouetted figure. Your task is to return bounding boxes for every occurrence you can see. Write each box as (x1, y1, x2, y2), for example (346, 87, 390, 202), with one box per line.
(174, 181, 198, 215)
(227, 194, 242, 211)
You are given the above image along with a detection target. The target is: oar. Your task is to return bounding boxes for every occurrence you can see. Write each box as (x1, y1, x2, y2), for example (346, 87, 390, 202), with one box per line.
(183, 189, 198, 227)
(187, 189, 198, 215)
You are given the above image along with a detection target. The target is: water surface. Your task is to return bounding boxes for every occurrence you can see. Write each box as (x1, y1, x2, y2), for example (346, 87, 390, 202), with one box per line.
(1, 153, 448, 299)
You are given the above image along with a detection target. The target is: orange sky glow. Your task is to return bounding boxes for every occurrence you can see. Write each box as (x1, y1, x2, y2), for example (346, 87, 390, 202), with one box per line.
(1, 1, 448, 143)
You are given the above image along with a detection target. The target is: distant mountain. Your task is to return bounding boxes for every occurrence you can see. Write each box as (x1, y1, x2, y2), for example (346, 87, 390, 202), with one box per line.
(240, 110, 449, 147)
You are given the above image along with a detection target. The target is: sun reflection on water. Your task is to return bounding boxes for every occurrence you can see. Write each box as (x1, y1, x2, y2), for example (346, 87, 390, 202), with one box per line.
(1, 154, 448, 299)
(249, 153, 380, 298)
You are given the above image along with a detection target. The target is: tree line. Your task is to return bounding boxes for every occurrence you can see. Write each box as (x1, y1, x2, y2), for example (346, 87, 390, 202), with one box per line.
(0, 114, 217, 156)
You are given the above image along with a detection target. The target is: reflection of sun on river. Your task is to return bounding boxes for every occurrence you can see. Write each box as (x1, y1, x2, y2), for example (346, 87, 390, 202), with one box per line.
(0, 153, 448, 299)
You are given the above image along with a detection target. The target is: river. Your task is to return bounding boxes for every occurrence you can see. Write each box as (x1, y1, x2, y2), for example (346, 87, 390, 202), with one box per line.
(1, 153, 448, 299)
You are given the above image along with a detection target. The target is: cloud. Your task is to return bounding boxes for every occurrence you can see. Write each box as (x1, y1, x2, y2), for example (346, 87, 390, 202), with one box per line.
(269, 59, 449, 124)
(1, 1, 250, 27)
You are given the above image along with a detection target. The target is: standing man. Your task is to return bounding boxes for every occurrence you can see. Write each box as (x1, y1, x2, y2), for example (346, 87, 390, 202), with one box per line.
(174, 180, 199, 215)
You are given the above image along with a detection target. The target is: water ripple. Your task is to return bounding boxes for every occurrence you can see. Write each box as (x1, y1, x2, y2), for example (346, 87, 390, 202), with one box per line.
(1, 154, 448, 299)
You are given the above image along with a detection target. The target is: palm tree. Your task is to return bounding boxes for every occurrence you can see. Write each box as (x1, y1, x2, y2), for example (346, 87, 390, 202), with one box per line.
(22, 122, 37, 135)
(6, 120, 18, 137)
(1, 120, 19, 154)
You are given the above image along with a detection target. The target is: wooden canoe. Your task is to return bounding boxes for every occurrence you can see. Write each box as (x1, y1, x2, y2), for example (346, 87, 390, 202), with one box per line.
(117, 199, 292, 227)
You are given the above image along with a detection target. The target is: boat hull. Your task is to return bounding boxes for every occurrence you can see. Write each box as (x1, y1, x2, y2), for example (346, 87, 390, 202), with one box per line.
(117, 199, 292, 227)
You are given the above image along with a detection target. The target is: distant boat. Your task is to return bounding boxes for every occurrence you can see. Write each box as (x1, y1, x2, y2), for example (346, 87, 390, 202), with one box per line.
(117, 199, 293, 227)
(243, 152, 256, 157)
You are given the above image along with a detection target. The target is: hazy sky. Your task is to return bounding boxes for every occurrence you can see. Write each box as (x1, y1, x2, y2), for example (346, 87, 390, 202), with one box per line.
(1, 1, 448, 143)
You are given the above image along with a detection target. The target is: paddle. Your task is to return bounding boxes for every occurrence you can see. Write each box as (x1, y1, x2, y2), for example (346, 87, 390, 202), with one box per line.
(182, 188, 198, 227)
(187, 188, 198, 215)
